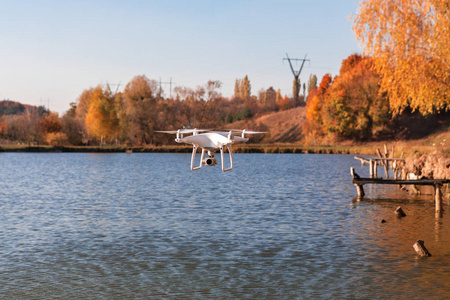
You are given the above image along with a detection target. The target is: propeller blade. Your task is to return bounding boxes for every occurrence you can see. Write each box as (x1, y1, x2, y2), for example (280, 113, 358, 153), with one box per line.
(242, 130, 266, 134)
(155, 130, 179, 134)
(224, 129, 266, 134)
(180, 128, 209, 134)
(155, 129, 210, 134)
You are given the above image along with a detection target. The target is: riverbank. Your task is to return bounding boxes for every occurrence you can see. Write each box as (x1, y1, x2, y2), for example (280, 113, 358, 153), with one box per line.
(0, 142, 443, 155)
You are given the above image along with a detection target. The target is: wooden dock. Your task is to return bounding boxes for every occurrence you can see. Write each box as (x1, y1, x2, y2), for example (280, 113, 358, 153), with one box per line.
(354, 144, 406, 179)
(350, 167, 450, 212)
(354, 156, 405, 179)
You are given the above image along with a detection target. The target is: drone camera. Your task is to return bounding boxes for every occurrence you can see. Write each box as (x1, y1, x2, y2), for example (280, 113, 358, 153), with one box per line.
(203, 157, 218, 166)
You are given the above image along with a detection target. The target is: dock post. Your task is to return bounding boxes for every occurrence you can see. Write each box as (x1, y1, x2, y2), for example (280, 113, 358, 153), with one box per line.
(435, 184, 443, 212)
(355, 184, 365, 198)
(413, 240, 431, 257)
(369, 159, 373, 178)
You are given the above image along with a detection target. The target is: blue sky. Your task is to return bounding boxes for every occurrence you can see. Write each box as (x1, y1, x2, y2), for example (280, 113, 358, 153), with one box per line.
(0, 0, 361, 114)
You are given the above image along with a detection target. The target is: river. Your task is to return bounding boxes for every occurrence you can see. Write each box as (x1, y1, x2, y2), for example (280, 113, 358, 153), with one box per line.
(0, 153, 449, 299)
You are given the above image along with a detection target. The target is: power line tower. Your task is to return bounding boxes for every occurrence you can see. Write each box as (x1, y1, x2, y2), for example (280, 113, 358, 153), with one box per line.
(159, 78, 173, 98)
(106, 82, 122, 95)
(283, 53, 310, 106)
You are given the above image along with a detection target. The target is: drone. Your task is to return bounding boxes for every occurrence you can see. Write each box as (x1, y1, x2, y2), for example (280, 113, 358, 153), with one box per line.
(156, 129, 265, 172)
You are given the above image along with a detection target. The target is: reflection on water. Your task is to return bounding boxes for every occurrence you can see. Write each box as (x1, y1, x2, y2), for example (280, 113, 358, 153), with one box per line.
(0, 153, 449, 299)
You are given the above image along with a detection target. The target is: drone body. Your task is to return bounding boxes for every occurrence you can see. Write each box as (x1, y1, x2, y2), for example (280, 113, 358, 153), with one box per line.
(157, 129, 265, 171)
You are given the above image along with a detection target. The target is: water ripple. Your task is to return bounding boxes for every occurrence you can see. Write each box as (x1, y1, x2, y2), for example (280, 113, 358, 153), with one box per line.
(0, 153, 449, 299)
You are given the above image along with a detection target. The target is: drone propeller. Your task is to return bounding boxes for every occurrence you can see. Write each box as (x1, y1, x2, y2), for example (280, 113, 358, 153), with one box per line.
(224, 129, 266, 134)
(241, 130, 266, 134)
(155, 128, 209, 134)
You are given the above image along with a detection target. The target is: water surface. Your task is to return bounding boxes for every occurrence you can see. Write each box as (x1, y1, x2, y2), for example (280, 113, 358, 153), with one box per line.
(0, 153, 449, 299)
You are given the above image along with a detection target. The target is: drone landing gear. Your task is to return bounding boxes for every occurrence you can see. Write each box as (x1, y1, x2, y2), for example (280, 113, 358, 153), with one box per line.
(191, 145, 206, 170)
(190, 145, 232, 172)
(220, 145, 233, 172)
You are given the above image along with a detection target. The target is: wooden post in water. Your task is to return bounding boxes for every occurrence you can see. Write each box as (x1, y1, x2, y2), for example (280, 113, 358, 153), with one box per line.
(412, 185, 421, 195)
(377, 148, 389, 178)
(369, 159, 374, 178)
(413, 240, 431, 257)
(435, 184, 443, 212)
(355, 184, 365, 198)
(395, 206, 406, 217)
(351, 167, 365, 198)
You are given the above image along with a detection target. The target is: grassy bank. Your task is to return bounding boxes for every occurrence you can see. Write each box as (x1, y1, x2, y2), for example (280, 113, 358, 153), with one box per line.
(0, 143, 442, 155)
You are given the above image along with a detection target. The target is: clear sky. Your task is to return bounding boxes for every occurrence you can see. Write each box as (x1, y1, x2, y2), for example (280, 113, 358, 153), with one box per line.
(0, 0, 361, 114)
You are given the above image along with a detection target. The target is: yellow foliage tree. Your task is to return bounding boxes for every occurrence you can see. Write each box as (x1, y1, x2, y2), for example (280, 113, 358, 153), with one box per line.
(85, 86, 119, 144)
(353, 0, 450, 114)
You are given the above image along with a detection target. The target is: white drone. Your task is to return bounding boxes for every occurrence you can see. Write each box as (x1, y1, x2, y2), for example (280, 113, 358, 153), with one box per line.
(157, 129, 265, 172)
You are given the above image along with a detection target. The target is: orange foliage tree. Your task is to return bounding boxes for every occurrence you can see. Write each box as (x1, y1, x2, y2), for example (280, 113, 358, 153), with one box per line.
(353, 0, 450, 114)
(303, 74, 333, 144)
(85, 86, 119, 144)
(323, 54, 389, 140)
(40, 112, 62, 134)
(40, 112, 67, 145)
(278, 96, 292, 111)
(303, 54, 390, 143)
(0, 120, 6, 138)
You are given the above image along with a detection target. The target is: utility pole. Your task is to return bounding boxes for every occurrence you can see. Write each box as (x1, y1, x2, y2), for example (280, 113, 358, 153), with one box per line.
(283, 53, 310, 106)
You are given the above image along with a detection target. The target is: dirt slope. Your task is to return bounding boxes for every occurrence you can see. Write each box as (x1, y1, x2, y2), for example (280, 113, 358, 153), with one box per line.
(230, 106, 306, 143)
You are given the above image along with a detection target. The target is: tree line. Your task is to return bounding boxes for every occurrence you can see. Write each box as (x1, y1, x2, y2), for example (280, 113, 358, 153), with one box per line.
(1, 0, 448, 146)
(302, 0, 449, 144)
(0, 75, 303, 146)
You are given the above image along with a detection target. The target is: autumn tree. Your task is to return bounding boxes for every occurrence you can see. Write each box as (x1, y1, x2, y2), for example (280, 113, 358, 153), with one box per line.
(174, 85, 205, 128)
(84, 86, 119, 144)
(40, 112, 68, 145)
(278, 96, 292, 111)
(309, 55, 390, 141)
(234, 75, 251, 100)
(274, 88, 281, 103)
(62, 102, 84, 145)
(2, 109, 42, 144)
(40, 112, 62, 135)
(122, 75, 159, 144)
(0, 120, 6, 138)
(303, 74, 333, 144)
(353, 0, 450, 114)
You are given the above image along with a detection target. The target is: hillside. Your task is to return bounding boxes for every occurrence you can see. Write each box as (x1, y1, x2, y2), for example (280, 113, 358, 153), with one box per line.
(0, 100, 47, 116)
(230, 106, 306, 143)
(230, 106, 450, 155)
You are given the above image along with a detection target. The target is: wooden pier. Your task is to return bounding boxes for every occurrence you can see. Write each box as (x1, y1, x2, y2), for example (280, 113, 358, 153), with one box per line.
(354, 144, 406, 179)
(351, 167, 450, 212)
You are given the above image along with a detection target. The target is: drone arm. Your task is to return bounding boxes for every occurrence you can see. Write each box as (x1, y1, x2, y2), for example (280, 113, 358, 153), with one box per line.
(191, 145, 205, 170)
(220, 144, 233, 172)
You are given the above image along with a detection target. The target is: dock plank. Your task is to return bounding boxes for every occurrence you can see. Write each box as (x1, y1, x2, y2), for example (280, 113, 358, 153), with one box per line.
(352, 178, 450, 185)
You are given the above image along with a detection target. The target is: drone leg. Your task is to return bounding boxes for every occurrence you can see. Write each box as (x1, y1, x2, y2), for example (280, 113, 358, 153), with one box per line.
(220, 145, 233, 172)
(191, 145, 205, 170)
